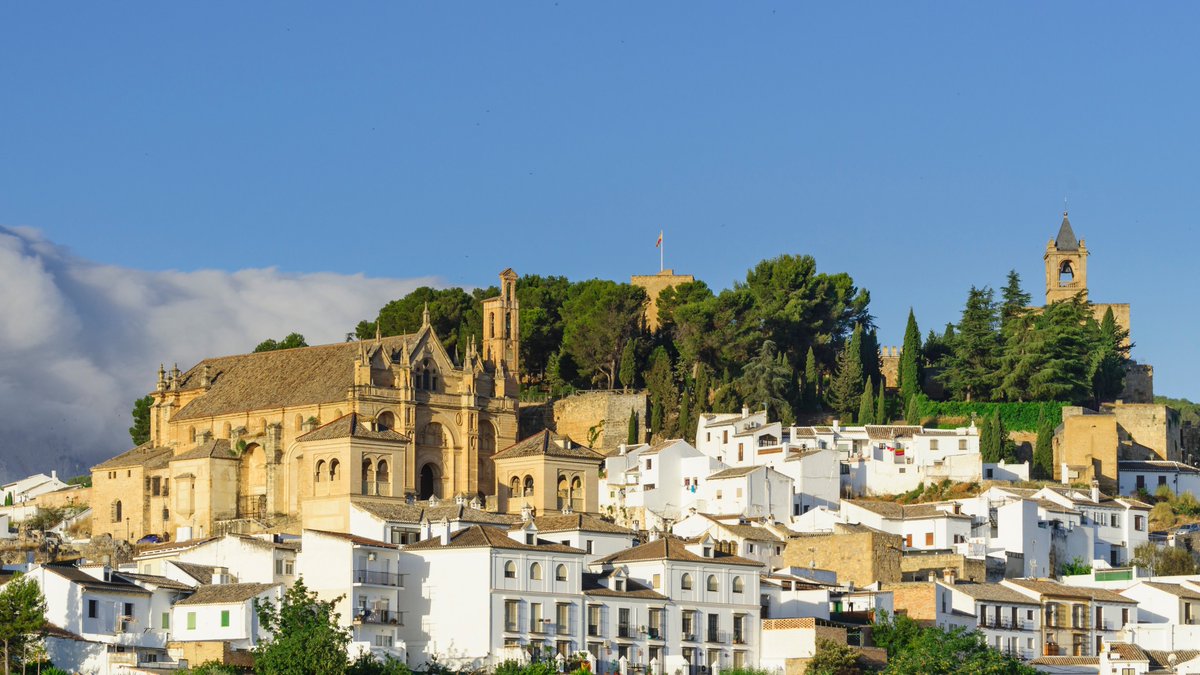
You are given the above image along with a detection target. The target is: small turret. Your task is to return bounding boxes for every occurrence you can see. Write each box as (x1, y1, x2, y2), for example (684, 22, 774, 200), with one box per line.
(156, 364, 166, 393)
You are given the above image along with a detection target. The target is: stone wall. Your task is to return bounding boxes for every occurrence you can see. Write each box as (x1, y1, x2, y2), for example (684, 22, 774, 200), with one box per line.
(552, 391, 649, 452)
(1121, 362, 1154, 403)
(631, 270, 694, 331)
(898, 553, 986, 583)
(782, 525, 903, 587)
(1106, 402, 1180, 462)
(882, 582, 937, 623)
(1055, 408, 1119, 492)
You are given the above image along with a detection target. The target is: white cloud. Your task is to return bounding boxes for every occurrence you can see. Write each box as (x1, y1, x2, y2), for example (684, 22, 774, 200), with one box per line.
(0, 226, 438, 482)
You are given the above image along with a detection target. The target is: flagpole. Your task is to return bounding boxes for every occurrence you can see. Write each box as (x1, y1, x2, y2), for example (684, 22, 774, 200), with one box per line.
(660, 234, 663, 272)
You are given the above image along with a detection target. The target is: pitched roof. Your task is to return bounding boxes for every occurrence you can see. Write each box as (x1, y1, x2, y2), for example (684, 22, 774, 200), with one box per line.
(639, 439, 684, 456)
(1147, 650, 1200, 669)
(864, 425, 923, 440)
(949, 582, 1039, 605)
(1119, 460, 1200, 475)
(844, 500, 971, 521)
(1055, 212, 1079, 251)
(174, 582, 278, 606)
(581, 572, 668, 600)
(171, 439, 238, 462)
(519, 513, 634, 535)
(403, 525, 585, 554)
(353, 499, 518, 526)
(169, 562, 221, 585)
(1006, 578, 1135, 603)
(492, 430, 604, 462)
(45, 565, 150, 595)
(306, 529, 395, 549)
(707, 466, 761, 480)
(1029, 655, 1097, 666)
(92, 442, 174, 471)
(171, 334, 419, 421)
(592, 536, 762, 568)
(113, 572, 195, 591)
(297, 413, 409, 443)
(1136, 582, 1200, 602)
(1108, 642, 1149, 662)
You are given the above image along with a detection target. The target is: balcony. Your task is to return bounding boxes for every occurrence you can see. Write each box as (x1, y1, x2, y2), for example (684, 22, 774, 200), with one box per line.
(618, 624, 633, 639)
(979, 618, 1028, 631)
(237, 495, 266, 519)
(733, 633, 746, 645)
(706, 630, 721, 643)
(354, 569, 402, 587)
(354, 609, 400, 625)
(588, 624, 601, 637)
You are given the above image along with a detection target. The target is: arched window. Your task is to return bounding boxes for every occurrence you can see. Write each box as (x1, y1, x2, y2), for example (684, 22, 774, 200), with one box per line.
(489, 312, 496, 338)
(510, 476, 522, 498)
(112, 500, 123, 523)
(362, 458, 375, 483)
(314, 460, 326, 483)
(329, 459, 341, 482)
(523, 475, 534, 496)
(504, 561, 516, 579)
(258, 418, 268, 434)
(707, 575, 718, 592)
(376, 411, 396, 432)
(1059, 260, 1075, 285)
(733, 576, 744, 594)
(557, 475, 569, 509)
(681, 573, 693, 591)
(530, 563, 542, 581)
(377, 460, 389, 483)
(556, 564, 568, 582)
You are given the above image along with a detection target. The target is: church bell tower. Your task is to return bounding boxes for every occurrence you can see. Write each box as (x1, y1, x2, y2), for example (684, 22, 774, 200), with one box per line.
(482, 269, 520, 396)
(1044, 211, 1089, 304)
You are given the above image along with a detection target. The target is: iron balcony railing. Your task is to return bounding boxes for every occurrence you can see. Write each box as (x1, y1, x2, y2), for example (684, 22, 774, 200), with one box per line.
(354, 569, 403, 587)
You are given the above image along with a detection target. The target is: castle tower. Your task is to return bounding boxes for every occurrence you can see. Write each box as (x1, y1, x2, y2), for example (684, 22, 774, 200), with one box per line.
(482, 268, 520, 394)
(1044, 211, 1089, 304)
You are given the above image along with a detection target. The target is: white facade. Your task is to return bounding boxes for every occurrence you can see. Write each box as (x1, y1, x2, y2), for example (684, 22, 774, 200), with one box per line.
(602, 440, 722, 527)
(696, 466, 793, 520)
(943, 581, 1043, 661)
(171, 583, 280, 648)
(1119, 461, 1200, 499)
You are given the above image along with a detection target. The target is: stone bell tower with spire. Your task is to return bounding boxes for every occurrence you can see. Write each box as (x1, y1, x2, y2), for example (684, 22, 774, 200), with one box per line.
(1044, 211, 1089, 304)
(481, 268, 520, 397)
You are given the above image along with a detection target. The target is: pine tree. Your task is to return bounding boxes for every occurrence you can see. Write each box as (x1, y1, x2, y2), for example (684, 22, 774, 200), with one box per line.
(858, 381, 875, 425)
(1091, 307, 1128, 403)
(1033, 406, 1056, 479)
(993, 408, 1015, 462)
(898, 309, 923, 405)
(876, 384, 887, 424)
(905, 394, 922, 425)
(804, 346, 820, 410)
(828, 325, 866, 416)
(627, 410, 639, 445)
(941, 286, 1000, 402)
(737, 340, 795, 424)
(1026, 297, 1094, 404)
(999, 270, 1032, 334)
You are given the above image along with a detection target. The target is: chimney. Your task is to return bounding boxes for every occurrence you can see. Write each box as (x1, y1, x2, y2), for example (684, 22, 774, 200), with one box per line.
(618, 443, 627, 456)
(521, 505, 533, 522)
(455, 493, 466, 506)
(1090, 480, 1101, 504)
(419, 518, 432, 541)
(211, 566, 228, 584)
(943, 567, 958, 584)
(51, 470, 57, 481)
(440, 525, 451, 546)
(741, 406, 749, 418)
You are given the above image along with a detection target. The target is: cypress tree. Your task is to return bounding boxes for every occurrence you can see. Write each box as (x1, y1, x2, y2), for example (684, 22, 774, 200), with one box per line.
(650, 399, 664, 438)
(828, 325, 866, 417)
(979, 413, 997, 463)
(679, 388, 693, 442)
(627, 410, 639, 445)
(804, 347, 819, 410)
(898, 309, 923, 404)
(905, 394, 922, 425)
(993, 408, 1015, 462)
(1033, 406, 1056, 479)
(858, 381, 875, 425)
(876, 385, 887, 424)
(619, 340, 637, 392)
(862, 329, 883, 390)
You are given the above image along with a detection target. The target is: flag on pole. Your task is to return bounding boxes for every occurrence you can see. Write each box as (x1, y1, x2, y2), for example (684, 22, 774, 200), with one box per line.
(656, 230, 663, 248)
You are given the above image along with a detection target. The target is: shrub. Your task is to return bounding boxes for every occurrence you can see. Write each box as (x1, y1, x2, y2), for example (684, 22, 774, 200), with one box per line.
(915, 398, 1067, 432)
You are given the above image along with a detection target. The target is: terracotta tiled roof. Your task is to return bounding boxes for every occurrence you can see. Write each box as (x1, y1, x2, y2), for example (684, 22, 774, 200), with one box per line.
(175, 582, 278, 606)
(707, 466, 761, 480)
(170, 562, 222, 585)
(790, 427, 816, 438)
(949, 582, 1039, 605)
(592, 536, 762, 568)
(1029, 656, 1097, 666)
(845, 500, 972, 521)
(1119, 460, 1200, 475)
(114, 572, 195, 591)
(171, 439, 238, 462)
(297, 413, 409, 443)
(46, 565, 150, 595)
(172, 335, 419, 421)
(404, 525, 585, 553)
(1147, 649, 1200, 668)
(1137, 582, 1200, 602)
(1107, 642, 1149, 662)
(306, 529, 395, 549)
(492, 430, 604, 462)
(353, 499, 518, 526)
(864, 425, 923, 440)
(581, 572, 668, 600)
(1006, 578, 1135, 603)
(519, 513, 633, 535)
(92, 442, 174, 471)
(640, 439, 683, 456)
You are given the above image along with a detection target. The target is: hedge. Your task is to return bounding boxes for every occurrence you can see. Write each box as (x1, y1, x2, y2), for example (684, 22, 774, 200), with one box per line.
(915, 399, 1067, 432)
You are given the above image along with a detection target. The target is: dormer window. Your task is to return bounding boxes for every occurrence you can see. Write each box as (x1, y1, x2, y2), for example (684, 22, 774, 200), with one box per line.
(703, 547, 712, 558)
(526, 533, 535, 545)
(615, 579, 625, 591)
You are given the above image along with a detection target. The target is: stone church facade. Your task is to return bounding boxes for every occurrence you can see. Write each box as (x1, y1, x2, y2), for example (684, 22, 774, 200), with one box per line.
(91, 269, 522, 542)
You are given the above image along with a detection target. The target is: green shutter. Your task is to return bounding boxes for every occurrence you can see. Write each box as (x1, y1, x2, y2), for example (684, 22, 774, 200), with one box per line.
(187, 612, 196, 630)
(221, 610, 230, 627)
(161, 612, 170, 629)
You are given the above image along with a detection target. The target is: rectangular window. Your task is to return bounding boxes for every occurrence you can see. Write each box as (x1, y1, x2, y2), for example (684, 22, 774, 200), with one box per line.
(275, 559, 283, 575)
(648, 607, 664, 639)
(586, 540, 594, 554)
(285, 559, 294, 575)
(707, 614, 719, 642)
(618, 608, 631, 637)
(220, 610, 230, 627)
(958, 439, 967, 451)
(738, 444, 744, 461)
(925, 533, 934, 546)
(187, 612, 196, 630)
(161, 612, 169, 629)
(905, 534, 913, 548)
(123, 602, 134, 619)
(1159, 476, 1168, 486)
(505, 600, 519, 632)
(556, 603, 570, 633)
(930, 439, 938, 450)
(1135, 515, 1146, 531)
(151, 476, 161, 496)
(1136, 475, 1146, 489)
(646, 459, 652, 470)
(588, 605, 602, 637)
(736, 488, 743, 498)
(87, 599, 98, 619)
(652, 574, 661, 588)
(723, 431, 728, 443)
(531, 603, 543, 632)
(682, 610, 696, 639)
(1111, 514, 1118, 527)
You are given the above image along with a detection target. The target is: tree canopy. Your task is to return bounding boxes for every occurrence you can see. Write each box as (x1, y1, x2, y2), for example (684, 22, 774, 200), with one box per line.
(254, 332, 309, 352)
(129, 394, 153, 446)
(0, 574, 46, 675)
(254, 579, 351, 675)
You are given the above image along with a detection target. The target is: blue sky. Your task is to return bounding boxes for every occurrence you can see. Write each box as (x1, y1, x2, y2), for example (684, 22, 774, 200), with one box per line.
(2, 3, 1198, 398)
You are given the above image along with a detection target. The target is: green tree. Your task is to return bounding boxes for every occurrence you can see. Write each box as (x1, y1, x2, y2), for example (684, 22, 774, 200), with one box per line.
(862, 328, 883, 391)
(978, 413, 998, 463)
(905, 394, 921, 425)
(940, 286, 1000, 402)
(876, 384, 887, 424)
(804, 346, 820, 410)
(872, 610, 922, 657)
(619, 340, 637, 392)
(1060, 556, 1092, 576)
(0, 575, 46, 675)
(359, 286, 483, 359)
(898, 309, 923, 404)
(515, 274, 573, 380)
(883, 625, 1037, 674)
(1091, 306, 1129, 404)
(561, 281, 647, 389)
(1024, 297, 1095, 404)
(1033, 406, 1056, 479)
(347, 652, 413, 675)
(858, 381, 875, 425)
(2, 494, 10, 507)
(254, 579, 351, 675)
(807, 639, 865, 675)
(644, 347, 679, 438)
(827, 325, 866, 417)
(999, 270, 1031, 334)
(679, 388, 693, 442)
(129, 394, 153, 446)
(1131, 542, 1199, 576)
(254, 332, 308, 352)
(627, 410, 639, 445)
(737, 340, 796, 424)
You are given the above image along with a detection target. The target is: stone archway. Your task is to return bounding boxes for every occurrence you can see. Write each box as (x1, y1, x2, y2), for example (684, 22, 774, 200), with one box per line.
(419, 463, 442, 500)
(238, 443, 267, 518)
